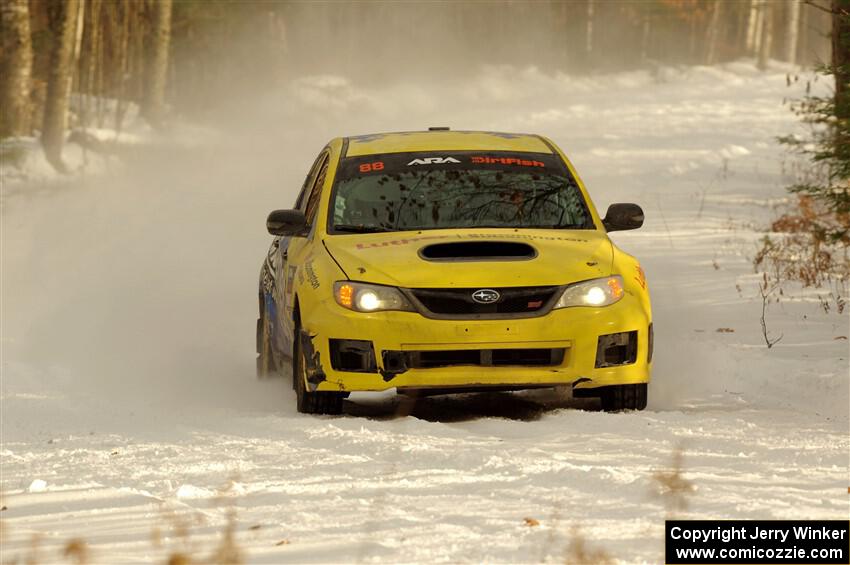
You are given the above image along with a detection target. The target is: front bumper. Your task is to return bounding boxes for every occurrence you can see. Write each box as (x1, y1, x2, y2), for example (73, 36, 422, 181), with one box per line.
(302, 292, 651, 393)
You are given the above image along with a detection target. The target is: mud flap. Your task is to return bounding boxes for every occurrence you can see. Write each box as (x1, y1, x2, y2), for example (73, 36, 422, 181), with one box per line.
(299, 330, 327, 391)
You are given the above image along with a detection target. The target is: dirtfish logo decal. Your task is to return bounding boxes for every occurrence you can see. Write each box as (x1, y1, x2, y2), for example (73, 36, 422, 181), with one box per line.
(407, 157, 461, 166)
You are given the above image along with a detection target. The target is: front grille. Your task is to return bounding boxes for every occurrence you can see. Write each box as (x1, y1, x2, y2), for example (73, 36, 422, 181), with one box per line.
(407, 286, 560, 317)
(385, 348, 566, 369)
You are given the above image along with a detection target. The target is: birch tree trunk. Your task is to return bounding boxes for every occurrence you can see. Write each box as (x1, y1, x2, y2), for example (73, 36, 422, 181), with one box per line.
(73, 0, 86, 75)
(585, 0, 594, 55)
(736, 0, 749, 54)
(757, 0, 774, 70)
(640, 12, 651, 63)
(746, 0, 760, 53)
(705, 0, 723, 65)
(753, 0, 766, 56)
(0, 0, 34, 138)
(785, 0, 801, 63)
(141, 0, 172, 128)
(42, 0, 81, 172)
(798, 0, 809, 66)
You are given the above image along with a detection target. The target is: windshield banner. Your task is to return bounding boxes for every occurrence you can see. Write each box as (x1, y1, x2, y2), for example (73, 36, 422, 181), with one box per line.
(336, 151, 568, 182)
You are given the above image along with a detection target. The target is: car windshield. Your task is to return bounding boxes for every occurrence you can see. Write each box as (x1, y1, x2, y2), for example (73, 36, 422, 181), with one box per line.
(330, 152, 592, 233)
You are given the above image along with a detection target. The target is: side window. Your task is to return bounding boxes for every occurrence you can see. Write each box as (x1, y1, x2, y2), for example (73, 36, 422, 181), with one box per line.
(295, 152, 326, 210)
(304, 153, 330, 225)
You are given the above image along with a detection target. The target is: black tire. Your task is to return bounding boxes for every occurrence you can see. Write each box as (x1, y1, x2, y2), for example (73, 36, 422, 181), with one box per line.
(599, 383, 648, 412)
(293, 322, 344, 415)
(256, 309, 278, 378)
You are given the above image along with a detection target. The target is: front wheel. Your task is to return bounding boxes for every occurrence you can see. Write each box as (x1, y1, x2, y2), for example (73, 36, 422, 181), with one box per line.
(293, 322, 344, 415)
(599, 383, 647, 412)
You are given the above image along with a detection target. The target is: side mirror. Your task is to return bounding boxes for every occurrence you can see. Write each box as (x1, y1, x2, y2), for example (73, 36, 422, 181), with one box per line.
(602, 203, 644, 232)
(267, 209, 307, 236)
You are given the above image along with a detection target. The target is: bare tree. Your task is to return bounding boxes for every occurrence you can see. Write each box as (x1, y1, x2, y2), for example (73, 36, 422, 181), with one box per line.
(42, 0, 82, 172)
(78, 0, 103, 128)
(141, 0, 173, 128)
(0, 0, 34, 138)
(759, 275, 783, 349)
(831, 0, 850, 117)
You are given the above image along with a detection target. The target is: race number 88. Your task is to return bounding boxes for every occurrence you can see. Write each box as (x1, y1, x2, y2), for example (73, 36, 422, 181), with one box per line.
(359, 161, 385, 173)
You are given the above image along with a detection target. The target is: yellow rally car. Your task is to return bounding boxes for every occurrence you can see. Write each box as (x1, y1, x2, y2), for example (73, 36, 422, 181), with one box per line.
(257, 129, 652, 414)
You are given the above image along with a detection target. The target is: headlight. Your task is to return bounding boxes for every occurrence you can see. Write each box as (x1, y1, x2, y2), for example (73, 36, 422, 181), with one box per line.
(333, 281, 414, 312)
(554, 276, 624, 308)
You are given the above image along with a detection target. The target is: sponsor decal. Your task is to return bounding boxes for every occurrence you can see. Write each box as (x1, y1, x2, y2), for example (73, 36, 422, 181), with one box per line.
(407, 157, 462, 166)
(355, 234, 453, 249)
(471, 156, 545, 167)
(285, 265, 297, 293)
(634, 264, 647, 290)
(304, 260, 320, 290)
(260, 264, 275, 294)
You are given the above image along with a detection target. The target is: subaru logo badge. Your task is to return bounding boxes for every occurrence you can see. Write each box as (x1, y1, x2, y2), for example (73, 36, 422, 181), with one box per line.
(471, 289, 500, 304)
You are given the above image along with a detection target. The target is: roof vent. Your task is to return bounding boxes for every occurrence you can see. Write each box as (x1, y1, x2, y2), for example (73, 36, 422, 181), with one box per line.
(428, 126, 450, 131)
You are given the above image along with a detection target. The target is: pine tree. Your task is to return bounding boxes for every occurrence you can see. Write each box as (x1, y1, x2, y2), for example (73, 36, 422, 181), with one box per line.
(780, 0, 850, 242)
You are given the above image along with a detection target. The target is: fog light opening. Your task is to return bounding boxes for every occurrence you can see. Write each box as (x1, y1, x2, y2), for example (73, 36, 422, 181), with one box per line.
(329, 339, 377, 372)
(595, 330, 638, 368)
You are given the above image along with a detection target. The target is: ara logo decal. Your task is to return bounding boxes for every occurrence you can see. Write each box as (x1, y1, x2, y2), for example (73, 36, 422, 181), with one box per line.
(407, 157, 461, 166)
(471, 289, 501, 304)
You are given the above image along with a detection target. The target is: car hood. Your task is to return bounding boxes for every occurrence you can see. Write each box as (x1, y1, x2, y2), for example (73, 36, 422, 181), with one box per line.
(323, 229, 613, 288)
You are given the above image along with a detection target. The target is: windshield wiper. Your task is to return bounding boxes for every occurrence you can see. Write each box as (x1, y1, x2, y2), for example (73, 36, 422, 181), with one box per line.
(333, 224, 394, 233)
(468, 222, 589, 230)
(530, 224, 590, 230)
(400, 224, 589, 231)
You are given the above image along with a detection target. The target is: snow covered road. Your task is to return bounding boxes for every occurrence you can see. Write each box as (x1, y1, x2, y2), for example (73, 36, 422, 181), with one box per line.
(2, 63, 848, 564)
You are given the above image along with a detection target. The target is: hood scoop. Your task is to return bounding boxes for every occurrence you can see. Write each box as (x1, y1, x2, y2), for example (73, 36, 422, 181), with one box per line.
(419, 241, 537, 262)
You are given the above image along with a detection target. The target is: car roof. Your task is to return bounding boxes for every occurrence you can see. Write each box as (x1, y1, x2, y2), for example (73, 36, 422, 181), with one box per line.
(342, 130, 555, 157)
